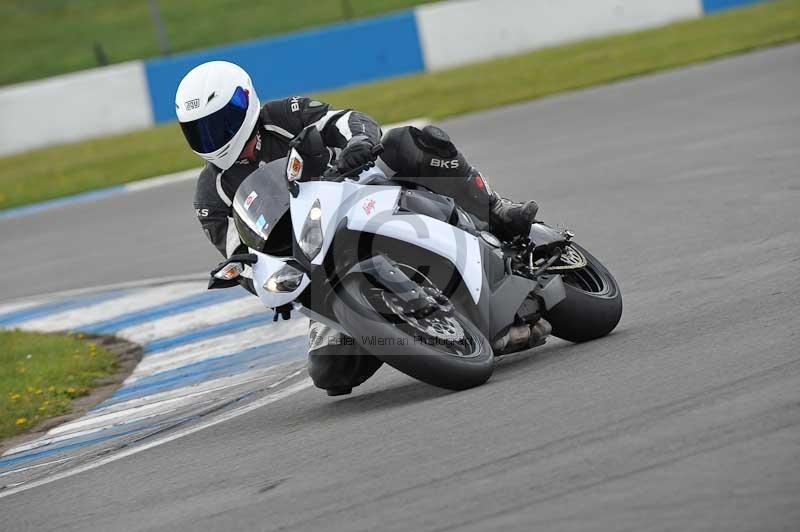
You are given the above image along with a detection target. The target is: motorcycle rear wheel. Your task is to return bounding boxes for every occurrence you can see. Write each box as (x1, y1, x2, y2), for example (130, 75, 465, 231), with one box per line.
(545, 243, 622, 343)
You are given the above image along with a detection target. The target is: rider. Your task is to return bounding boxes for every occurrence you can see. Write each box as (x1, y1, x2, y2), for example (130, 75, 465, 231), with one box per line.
(176, 61, 538, 395)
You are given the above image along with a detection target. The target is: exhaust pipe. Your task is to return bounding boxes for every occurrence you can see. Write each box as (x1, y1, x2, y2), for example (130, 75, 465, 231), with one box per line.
(492, 318, 552, 355)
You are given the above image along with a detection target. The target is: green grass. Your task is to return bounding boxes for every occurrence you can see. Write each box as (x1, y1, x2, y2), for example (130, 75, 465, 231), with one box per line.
(0, 0, 436, 87)
(1, 0, 799, 211)
(318, 0, 800, 123)
(0, 330, 116, 440)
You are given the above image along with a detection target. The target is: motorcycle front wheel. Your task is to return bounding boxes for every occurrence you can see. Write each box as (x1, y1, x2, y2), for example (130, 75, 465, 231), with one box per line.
(331, 271, 494, 391)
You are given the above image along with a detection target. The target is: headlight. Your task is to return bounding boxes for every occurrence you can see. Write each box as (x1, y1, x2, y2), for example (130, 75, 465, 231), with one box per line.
(299, 198, 323, 259)
(264, 263, 305, 293)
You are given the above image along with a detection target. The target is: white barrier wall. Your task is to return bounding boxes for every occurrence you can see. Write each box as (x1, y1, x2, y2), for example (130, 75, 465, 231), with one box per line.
(0, 62, 152, 156)
(415, 0, 703, 70)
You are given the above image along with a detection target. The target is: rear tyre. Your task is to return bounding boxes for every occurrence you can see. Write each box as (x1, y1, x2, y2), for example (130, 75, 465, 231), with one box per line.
(545, 243, 622, 343)
(331, 274, 494, 390)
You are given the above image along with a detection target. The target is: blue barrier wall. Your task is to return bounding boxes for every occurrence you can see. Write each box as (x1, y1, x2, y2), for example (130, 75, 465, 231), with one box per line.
(144, 10, 424, 123)
(702, 0, 767, 13)
(1, 0, 777, 156)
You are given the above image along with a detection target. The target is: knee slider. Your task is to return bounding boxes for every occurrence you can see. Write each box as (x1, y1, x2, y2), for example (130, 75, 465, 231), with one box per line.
(412, 125, 458, 159)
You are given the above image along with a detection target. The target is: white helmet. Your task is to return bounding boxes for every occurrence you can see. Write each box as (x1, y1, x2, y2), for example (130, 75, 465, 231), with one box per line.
(175, 61, 260, 170)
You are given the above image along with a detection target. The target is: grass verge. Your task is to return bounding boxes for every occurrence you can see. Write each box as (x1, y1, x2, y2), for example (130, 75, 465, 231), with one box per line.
(0, 330, 117, 441)
(1, 0, 798, 211)
(322, 0, 800, 123)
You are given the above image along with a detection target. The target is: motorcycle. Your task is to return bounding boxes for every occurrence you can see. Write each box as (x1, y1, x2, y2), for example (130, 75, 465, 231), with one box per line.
(210, 126, 622, 391)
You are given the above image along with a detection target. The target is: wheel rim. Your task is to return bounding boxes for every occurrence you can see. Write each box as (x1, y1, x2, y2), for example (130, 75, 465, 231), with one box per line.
(546, 244, 588, 271)
(362, 265, 480, 358)
(557, 247, 615, 297)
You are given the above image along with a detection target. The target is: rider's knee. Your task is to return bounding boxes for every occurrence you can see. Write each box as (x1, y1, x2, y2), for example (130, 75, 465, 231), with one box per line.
(412, 125, 459, 159)
(380, 125, 470, 178)
(307, 322, 382, 391)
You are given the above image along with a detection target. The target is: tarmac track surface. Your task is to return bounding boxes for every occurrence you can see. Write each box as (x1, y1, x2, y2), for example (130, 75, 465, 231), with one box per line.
(1, 45, 799, 530)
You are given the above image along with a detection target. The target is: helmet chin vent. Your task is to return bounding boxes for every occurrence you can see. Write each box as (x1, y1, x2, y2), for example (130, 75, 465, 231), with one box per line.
(207, 91, 216, 103)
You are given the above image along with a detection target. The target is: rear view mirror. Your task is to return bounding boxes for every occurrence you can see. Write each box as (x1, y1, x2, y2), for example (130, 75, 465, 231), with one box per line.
(290, 125, 325, 157)
(287, 126, 331, 187)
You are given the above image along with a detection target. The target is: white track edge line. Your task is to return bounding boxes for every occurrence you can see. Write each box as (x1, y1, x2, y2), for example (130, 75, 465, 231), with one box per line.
(0, 375, 312, 499)
(0, 272, 209, 308)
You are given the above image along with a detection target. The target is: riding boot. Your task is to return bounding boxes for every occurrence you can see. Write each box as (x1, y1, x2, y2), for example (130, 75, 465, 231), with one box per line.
(455, 166, 538, 241)
(487, 190, 539, 241)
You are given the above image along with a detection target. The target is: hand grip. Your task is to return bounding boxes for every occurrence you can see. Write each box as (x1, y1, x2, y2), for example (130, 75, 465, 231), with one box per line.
(324, 143, 384, 181)
(371, 143, 385, 158)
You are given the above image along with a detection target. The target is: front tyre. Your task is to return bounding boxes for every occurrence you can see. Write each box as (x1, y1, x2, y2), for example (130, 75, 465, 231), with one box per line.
(331, 275, 494, 390)
(545, 243, 622, 343)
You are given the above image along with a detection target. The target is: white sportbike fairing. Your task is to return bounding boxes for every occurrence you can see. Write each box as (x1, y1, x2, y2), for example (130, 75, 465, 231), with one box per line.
(217, 131, 619, 392)
(251, 175, 483, 308)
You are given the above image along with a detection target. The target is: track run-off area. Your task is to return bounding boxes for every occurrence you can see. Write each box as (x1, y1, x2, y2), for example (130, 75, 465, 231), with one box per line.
(0, 45, 798, 531)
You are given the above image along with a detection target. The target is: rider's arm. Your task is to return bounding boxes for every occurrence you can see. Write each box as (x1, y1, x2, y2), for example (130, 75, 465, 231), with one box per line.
(261, 97, 382, 148)
(194, 165, 257, 295)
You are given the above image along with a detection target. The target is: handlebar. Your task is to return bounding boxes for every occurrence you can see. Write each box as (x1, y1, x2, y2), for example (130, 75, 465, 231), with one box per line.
(322, 143, 384, 181)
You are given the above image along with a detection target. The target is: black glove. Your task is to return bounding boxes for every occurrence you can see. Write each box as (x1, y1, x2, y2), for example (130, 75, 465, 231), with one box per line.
(337, 136, 375, 172)
(273, 303, 292, 321)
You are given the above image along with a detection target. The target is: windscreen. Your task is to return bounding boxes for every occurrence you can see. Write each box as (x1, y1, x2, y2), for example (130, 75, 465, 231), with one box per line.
(231, 158, 292, 254)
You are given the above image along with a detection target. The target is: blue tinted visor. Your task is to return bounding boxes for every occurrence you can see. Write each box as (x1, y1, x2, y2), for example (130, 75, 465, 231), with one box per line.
(180, 86, 249, 154)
